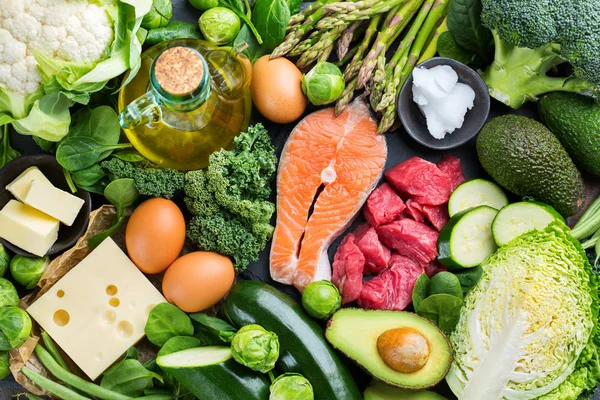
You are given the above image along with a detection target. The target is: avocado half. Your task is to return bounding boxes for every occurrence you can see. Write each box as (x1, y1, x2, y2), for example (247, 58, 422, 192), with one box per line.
(364, 380, 447, 400)
(325, 308, 452, 390)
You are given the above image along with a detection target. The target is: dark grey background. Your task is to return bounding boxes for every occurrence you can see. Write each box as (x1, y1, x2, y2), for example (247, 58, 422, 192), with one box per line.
(2, 0, 599, 398)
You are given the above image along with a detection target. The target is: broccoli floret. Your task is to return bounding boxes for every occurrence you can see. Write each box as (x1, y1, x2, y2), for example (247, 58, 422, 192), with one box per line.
(101, 158, 185, 199)
(480, 0, 600, 108)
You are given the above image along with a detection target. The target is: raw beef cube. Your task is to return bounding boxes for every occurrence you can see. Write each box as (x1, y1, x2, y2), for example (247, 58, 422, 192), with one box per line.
(403, 199, 425, 223)
(437, 155, 465, 191)
(332, 234, 365, 304)
(422, 204, 450, 231)
(385, 157, 452, 205)
(354, 224, 391, 275)
(363, 183, 406, 227)
(358, 254, 424, 311)
(424, 260, 447, 277)
(376, 219, 439, 264)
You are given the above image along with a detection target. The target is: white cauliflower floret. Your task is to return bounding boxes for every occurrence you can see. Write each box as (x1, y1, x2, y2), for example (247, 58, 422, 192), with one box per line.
(0, 0, 116, 96)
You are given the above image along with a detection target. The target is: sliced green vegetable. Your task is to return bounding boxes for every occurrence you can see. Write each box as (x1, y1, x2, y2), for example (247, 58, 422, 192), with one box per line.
(491, 201, 563, 246)
(448, 179, 508, 217)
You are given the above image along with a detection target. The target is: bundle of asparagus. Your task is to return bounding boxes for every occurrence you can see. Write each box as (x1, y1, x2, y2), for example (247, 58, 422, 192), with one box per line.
(271, 0, 450, 134)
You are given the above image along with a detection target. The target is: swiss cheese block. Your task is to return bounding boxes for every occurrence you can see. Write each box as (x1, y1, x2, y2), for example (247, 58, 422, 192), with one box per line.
(6, 167, 52, 202)
(23, 180, 85, 226)
(0, 200, 59, 256)
(27, 238, 166, 380)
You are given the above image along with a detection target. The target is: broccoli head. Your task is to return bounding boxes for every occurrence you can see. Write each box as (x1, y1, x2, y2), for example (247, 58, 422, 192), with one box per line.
(102, 158, 185, 199)
(480, 0, 599, 108)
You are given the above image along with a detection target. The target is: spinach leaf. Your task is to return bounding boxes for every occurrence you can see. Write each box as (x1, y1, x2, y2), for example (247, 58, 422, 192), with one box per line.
(145, 303, 194, 347)
(33, 136, 57, 153)
(88, 179, 139, 248)
(252, 0, 290, 51)
(145, 21, 203, 45)
(417, 294, 464, 334)
(56, 137, 132, 172)
(113, 149, 145, 163)
(220, 0, 263, 44)
(429, 271, 463, 299)
(234, 24, 266, 64)
(101, 359, 163, 397)
(455, 266, 483, 295)
(158, 336, 203, 357)
(0, 125, 20, 169)
(412, 274, 430, 312)
(447, 0, 491, 63)
(437, 31, 475, 65)
(71, 165, 106, 187)
(189, 313, 238, 344)
(69, 106, 120, 146)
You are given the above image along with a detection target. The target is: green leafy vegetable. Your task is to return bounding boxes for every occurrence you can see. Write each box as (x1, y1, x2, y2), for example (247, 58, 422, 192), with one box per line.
(269, 373, 314, 400)
(233, 24, 267, 64)
(142, 0, 173, 29)
(302, 62, 346, 106)
(158, 336, 203, 357)
(0, 125, 21, 169)
(252, 0, 291, 50)
(447, 223, 600, 399)
(412, 274, 430, 311)
(113, 149, 146, 163)
(417, 294, 464, 334)
(189, 0, 219, 11)
(0, 278, 19, 308)
(57, 137, 132, 172)
(0, 352, 9, 380)
(0, 244, 10, 277)
(71, 165, 106, 188)
(301, 280, 342, 319)
(145, 303, 194, 347)
(447, 0, 491, 63)
(145, 21, 203, 45)
(188, 313, 237, 344)
(437, 31, 476, 65)
(10, 255, 49, 290)
(231, 324, 279, 373)
(101, 359, 163, 397)
(200, 7, 242, 46)
(219, 0, 263, 44)
(286, 0, 302, 14)
(88, 179, 140, 248)
(454, 266, 483, 295)
(0, 306, 32, 351)
(429, 271, 463, 299)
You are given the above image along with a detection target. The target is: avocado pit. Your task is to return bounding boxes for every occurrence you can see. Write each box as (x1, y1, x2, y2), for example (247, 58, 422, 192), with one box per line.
(377, 327, 430, 373)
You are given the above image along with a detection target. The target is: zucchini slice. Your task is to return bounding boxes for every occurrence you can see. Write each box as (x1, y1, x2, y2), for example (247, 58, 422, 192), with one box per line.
(438, 206, 498, 269)
(492, 201, 563, 246)
(448, 179, 508, 217)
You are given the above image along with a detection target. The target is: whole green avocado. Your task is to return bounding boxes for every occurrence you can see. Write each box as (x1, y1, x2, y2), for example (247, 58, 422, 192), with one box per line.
(476, 114, 584, 217)
(538, 92, 600, 177)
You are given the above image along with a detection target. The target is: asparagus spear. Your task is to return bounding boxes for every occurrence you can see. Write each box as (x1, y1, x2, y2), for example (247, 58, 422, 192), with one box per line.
(335, 76, 359, 116)
(289, 31, 322, 57)
(297, 24, 347, 69)
(337, 21, 362, 60)
(318, 0, 407, 29)
(356, 0, 425, 88)
(343, 14, 382, 81)
(336, 45, 359, 68)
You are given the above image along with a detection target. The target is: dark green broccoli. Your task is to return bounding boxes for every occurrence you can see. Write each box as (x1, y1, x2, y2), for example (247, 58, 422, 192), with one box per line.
(480, 0, 600, 108)
(101, 158, 185, 199)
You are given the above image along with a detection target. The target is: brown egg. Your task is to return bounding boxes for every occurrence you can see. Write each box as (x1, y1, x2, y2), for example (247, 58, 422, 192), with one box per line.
(251, 55, 307, 124)
(162, 252, 235, 312)
(126, 198, 186, 274)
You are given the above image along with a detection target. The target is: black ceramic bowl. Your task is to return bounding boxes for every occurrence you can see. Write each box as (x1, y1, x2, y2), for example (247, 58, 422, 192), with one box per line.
(0, 155, 92, 258)
(398, 57, 490, 150)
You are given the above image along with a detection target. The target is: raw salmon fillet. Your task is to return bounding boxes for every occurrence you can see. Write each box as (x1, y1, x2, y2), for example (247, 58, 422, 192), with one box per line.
(270, 98, 387, 290)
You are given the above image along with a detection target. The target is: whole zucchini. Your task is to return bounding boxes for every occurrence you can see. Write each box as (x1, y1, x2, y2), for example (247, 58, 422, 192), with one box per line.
(221, 280, 362, 400)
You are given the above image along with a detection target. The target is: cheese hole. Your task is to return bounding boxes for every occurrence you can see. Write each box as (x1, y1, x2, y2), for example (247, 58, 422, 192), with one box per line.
(53, 310, 70, 327)
(101, 310, 117, 325)
(56, 290, 65, 298)
(106, 285, 118, 296)
(116, 321, 134, 339)
(109, 298, 120, 308)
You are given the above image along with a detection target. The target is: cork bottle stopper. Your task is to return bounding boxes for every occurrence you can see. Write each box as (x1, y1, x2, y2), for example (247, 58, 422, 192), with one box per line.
(154, 47, 204, 96)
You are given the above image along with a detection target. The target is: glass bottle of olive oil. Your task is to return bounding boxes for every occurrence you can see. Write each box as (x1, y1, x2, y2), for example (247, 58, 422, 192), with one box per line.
(118, 39, 252, 170)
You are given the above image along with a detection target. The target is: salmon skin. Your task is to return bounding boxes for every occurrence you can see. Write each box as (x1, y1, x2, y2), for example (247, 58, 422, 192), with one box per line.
(270, 98, 387, 291)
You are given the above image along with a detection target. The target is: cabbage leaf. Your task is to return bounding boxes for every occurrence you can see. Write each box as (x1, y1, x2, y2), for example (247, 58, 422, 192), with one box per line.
(447, 222, 600, 400)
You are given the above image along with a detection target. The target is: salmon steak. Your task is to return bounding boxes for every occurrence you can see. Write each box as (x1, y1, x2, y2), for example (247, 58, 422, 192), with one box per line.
(270, 98, 387, 290)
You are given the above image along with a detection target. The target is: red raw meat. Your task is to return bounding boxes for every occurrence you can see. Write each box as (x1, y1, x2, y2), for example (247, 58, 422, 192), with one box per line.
(385, 157, 452, 206)
(425, 260, 447, 277)
(363, 183, 406, 227)
(376, 219, 439, 264)
(358, 254, 424, 311)
(354, 223, 391, 275)
(403, 199, 425, 223)
(332, 234, 365, 304)
(422, 204, 450, 231)
(437, 155, 465, 191)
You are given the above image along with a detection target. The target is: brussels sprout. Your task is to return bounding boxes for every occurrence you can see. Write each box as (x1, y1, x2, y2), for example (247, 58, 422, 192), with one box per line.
(145, 303, 194, 347)
(231, 324, 279, 373)
(189, 0, 218, 11)
(141, 0, 173, 30)
(269, 373, 314, 400)
(301, 62, 346, 106)
(0, 352, 9, 380)
(0, 306, 32, 351)
(10, 255, 49, 290)
(199, 7, 241, 46)
(0, 244, 10, 277)
(0, 278, 18, 308)
(301, 280, 341, 320)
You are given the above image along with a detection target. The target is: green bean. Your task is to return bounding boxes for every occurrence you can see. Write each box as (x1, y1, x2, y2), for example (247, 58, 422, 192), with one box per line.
(21, 367, 91, 400)
(41, 332, 71, 372)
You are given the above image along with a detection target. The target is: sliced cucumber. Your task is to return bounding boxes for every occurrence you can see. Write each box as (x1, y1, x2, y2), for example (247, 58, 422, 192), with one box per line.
(448, 179, 509, 217)
(492, 201, 564, 246)
(438, 206, 498, 269)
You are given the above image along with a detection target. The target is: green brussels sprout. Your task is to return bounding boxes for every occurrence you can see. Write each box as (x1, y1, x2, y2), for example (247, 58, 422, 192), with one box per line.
(10, 255, 49, 290)
(0, 278, 19, 308)
(141, 0, 173, 30)
(269, 373, 314, 400)
(145, 303, 194, 347)
(189, 0, 218, 11)
(199, 7, 241, 46)
(231, 324, 279, 373)
(0, 352, 9, 380)
(0, 244, 10, 277)
(301, 62, 346, 106)
(0, 306, 32, 351)
(301, 280, 341, 320)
